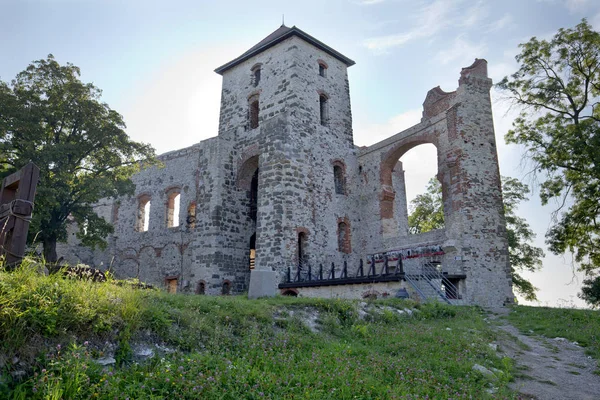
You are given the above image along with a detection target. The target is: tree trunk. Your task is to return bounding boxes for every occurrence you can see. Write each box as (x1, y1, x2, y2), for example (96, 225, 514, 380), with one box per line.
(43, 237, 58, 264)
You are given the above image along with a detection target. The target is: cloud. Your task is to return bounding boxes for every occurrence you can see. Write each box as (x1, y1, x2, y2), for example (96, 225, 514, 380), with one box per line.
(434, 35, 487, 65)
(362, 0, 493, 54)
(487, 13, 514, 33)
(353, 109, 422, 146)
(362, 0, 455, 53)
(356, 0, 386, 4)
(459, 0, 489, 28)
(565, 0, 590, 12)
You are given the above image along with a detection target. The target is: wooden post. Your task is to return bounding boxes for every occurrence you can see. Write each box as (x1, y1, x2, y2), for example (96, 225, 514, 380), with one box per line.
(0, 163, 40, 267)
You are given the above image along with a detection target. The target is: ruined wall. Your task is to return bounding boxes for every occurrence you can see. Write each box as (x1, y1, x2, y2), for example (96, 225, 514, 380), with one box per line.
(56, 29, 512, 306)
(356, 59, 513, 306)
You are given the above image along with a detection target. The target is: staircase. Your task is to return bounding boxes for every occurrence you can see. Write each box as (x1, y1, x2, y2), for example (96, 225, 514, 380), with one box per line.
(405, 263, 463, 305)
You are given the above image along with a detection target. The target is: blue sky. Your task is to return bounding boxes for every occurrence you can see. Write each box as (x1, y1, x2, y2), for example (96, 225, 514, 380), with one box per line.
(2, 0, 599, 307)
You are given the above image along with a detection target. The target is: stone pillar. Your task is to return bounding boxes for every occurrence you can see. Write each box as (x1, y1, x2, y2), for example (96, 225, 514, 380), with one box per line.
(446, 59, 513, 306)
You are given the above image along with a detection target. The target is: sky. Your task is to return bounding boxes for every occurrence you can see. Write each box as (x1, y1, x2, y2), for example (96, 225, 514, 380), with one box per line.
(2, 0, 599, 307)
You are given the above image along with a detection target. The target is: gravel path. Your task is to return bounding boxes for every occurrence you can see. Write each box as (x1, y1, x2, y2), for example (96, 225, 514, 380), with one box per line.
(487, 309, 600, 400)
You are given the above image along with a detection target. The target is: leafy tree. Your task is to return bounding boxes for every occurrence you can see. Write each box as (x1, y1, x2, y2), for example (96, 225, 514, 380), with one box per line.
(407, 178, 444, 234)
(408, 176, 544, 300)
(496, 19, 600, 304)
(0, 55, 155, 263)
(580, 276, 600, 308)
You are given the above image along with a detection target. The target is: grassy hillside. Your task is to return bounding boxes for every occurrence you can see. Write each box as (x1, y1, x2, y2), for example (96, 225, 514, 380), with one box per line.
(508, 306, 600, 362)
(0, 262, 519, 399)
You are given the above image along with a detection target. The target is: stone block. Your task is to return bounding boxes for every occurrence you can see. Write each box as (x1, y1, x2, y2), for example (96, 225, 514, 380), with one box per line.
(248, 270, 278, 299)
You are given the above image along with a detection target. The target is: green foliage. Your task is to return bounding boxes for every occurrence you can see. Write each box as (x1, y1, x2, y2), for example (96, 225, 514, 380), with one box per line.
(501, 177, 545, 301)
(0, 263, 518, 399)
(407, 177, 444, 234)
(0, 55, 156, 261)
(497, 20, 600, 304)
(407, 176, 544, 300)
(580, 276, 600, 308)
(508, 306, 600, 365)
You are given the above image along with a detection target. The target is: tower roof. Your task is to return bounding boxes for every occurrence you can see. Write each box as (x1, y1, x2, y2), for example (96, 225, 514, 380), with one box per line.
(214, 25, 355, 75)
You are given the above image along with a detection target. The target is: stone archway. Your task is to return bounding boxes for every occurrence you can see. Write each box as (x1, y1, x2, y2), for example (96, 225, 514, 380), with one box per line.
(378, 135, 443, 238)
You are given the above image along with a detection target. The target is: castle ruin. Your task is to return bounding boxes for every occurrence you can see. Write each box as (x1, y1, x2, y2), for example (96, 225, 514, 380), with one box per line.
(58, 25, 514, 307)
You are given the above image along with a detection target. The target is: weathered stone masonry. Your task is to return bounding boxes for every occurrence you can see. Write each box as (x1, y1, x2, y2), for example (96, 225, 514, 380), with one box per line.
(58, 25, 513, 306)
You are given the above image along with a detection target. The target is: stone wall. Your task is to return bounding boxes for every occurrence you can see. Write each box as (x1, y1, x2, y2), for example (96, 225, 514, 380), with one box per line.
(57, 28, 513, 306)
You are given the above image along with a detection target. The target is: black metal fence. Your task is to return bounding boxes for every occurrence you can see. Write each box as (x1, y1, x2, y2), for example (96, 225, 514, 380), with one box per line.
(280, 255, 405, 288)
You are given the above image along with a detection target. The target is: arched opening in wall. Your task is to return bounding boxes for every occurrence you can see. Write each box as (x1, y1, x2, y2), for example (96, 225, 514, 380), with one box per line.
(380, 141, 443, 236)
(317, 60, 328, 77)
(196, 280, 206, 295)
(186, 201, 196, 229)
(249, 233, 256, 269)
(333, 161, 346, 195)
(165, 277, 178, 294)
(166, 190, 181, 228)
(319, 94, 329, 126)
(136, 195, 151, 232)
(251, 64, 262, 87)
(337, 218, 351, 253)
(297, 230, 308, 268)
(250, 169, 259, 221)
(281, 289, 298, 297)
(248, 95, 260, 129)
(399, 144, 443, 234)
(237, 155, 260, 221)
(222, 280, 231, 295)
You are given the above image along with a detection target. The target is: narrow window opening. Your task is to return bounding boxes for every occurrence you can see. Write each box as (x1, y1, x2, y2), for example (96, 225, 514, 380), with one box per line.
(253, 68, 261, 87)
(143, 201, 150, 231)
(197, 281, 206, 295)
(319, 94, 328, 126)
(186, 201, 196, 229)
(333, 164, 345, 195)
(319, 63, 327, 77)
(297, 231, 307, 268)
(249, 98, 259, 129)
(136, 196, 151, 232)
(166, 278, 177, 294)
(222, 281, 231, 295)
(337, 221, 351, 253)
(166, 191, 181, 228)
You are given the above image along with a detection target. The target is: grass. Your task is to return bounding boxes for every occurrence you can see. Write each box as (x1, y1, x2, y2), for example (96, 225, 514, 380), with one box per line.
(0, 260, 518, 399)
(507, 306, 600, 363)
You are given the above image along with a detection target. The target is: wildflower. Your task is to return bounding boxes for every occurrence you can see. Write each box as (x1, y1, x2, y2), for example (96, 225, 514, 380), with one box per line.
(84, 341, 89, 346)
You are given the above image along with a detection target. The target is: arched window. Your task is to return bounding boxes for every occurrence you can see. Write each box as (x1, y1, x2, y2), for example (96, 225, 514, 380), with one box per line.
(251, 64, 262, 87)
(318, 61, 328, 77)
(196, 280, 206, 295)
(249, 95, 260, 129)
(297, 229, 308, 267)
(337, 218, 351, 253)
(333, 163, 346, 195)
(166, 189, 181, 228)
(222, 280, 231, 295)
(319, 94, 328, 126)
(136, 195, 151, 232)
(186, 201, 197, 229)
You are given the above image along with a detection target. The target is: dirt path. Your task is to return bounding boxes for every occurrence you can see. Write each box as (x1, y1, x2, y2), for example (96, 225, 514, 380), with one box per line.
(487, 309, 600, 400)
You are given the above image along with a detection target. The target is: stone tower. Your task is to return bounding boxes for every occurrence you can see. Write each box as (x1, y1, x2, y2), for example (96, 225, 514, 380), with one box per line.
(213, 25, 357, 297)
